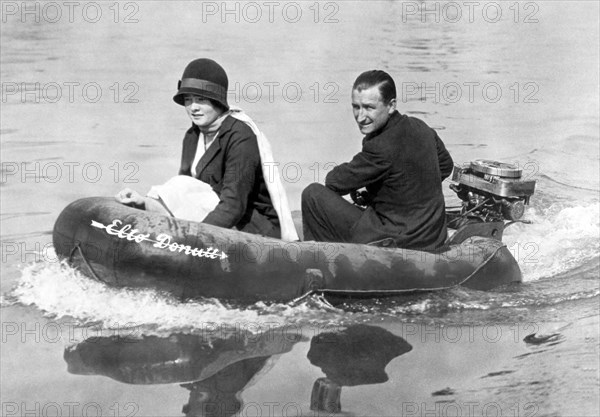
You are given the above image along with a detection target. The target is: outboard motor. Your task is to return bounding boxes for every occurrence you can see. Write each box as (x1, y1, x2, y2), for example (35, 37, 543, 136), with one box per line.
(446, 160, 536, 244)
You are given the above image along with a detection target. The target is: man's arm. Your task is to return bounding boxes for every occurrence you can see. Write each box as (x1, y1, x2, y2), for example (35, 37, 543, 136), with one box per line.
(435, 132, 453, 181)
(202, 135, 260, 228)
(325, 140, 392, 195)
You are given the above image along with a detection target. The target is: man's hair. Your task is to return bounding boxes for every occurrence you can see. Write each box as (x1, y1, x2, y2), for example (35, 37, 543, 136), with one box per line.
(353, 70, 396, 104)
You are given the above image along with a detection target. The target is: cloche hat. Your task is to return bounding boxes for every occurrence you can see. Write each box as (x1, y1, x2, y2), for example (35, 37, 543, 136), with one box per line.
(173, 58, 229, 110)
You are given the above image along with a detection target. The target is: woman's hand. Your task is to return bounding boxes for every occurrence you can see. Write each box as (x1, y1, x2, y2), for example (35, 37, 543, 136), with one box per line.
(115, 188, 145, 206)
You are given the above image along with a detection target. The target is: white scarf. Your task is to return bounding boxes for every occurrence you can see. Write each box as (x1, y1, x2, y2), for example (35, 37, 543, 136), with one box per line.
(228, 107, 299, 241)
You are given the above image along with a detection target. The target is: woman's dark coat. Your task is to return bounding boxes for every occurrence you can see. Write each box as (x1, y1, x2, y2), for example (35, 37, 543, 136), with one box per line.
(179, 115, 280, 237)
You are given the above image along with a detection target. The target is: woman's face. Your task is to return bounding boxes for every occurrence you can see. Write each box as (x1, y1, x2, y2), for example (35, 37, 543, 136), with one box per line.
(184, 94, 224, 129)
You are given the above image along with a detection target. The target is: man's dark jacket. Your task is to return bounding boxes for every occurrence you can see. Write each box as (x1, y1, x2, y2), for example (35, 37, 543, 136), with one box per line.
(179, 115, 279, 235)
(325, 111, 453, 250)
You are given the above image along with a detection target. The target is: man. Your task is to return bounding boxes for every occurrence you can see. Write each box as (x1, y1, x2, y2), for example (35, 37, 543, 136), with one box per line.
(301, 70, 453, 250)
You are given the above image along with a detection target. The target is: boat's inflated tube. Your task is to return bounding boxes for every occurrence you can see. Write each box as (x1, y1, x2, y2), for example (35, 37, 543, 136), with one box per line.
(52, 197, 521, 302)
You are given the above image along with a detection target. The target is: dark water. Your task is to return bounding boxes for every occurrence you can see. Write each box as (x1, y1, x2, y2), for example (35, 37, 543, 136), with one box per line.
(1, 1, 599, 416)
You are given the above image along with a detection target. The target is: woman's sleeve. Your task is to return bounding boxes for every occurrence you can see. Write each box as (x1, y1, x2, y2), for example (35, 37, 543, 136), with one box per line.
(202, 133, 260, 228)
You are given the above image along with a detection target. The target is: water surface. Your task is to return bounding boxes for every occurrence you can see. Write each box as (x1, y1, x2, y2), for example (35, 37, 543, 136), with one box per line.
(1, 1, 599, 416)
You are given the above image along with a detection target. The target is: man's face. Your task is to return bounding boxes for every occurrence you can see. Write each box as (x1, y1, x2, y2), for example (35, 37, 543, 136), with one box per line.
(184, 94, 223, 129)
(351, 86, 396, 135)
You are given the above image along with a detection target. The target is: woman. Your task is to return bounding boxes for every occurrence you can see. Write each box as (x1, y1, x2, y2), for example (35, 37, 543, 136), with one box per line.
(116, 58, 297, 241)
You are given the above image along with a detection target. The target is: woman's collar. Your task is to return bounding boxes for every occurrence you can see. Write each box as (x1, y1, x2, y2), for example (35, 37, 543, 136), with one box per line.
(198, 111, 230, 135)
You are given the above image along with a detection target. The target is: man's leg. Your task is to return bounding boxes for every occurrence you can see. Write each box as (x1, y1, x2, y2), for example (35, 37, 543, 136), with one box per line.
(301, 183, 363, 242)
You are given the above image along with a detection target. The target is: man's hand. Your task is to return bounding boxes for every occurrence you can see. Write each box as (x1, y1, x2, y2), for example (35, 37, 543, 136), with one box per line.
(115, 188, 145, 206)
(350, 189, 373, 207)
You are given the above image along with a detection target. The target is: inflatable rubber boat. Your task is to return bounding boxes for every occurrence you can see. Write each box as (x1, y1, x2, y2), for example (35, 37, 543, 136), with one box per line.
(52, 160, 536, 302)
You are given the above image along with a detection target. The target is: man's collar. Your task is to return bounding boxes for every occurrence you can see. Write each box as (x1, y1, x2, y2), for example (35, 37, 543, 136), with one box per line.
(364, 110, 401, 141)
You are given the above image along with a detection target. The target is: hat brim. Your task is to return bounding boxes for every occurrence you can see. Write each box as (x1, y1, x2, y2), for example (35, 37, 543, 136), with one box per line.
(173, 87, 229, 110)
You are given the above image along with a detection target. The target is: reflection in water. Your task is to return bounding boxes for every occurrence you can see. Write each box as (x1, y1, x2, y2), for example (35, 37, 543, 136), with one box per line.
(64, 325, 412, 416)
(307, 324, 412, 413)
(64, 329, 304, 417)
(181, 356, 269, 417)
